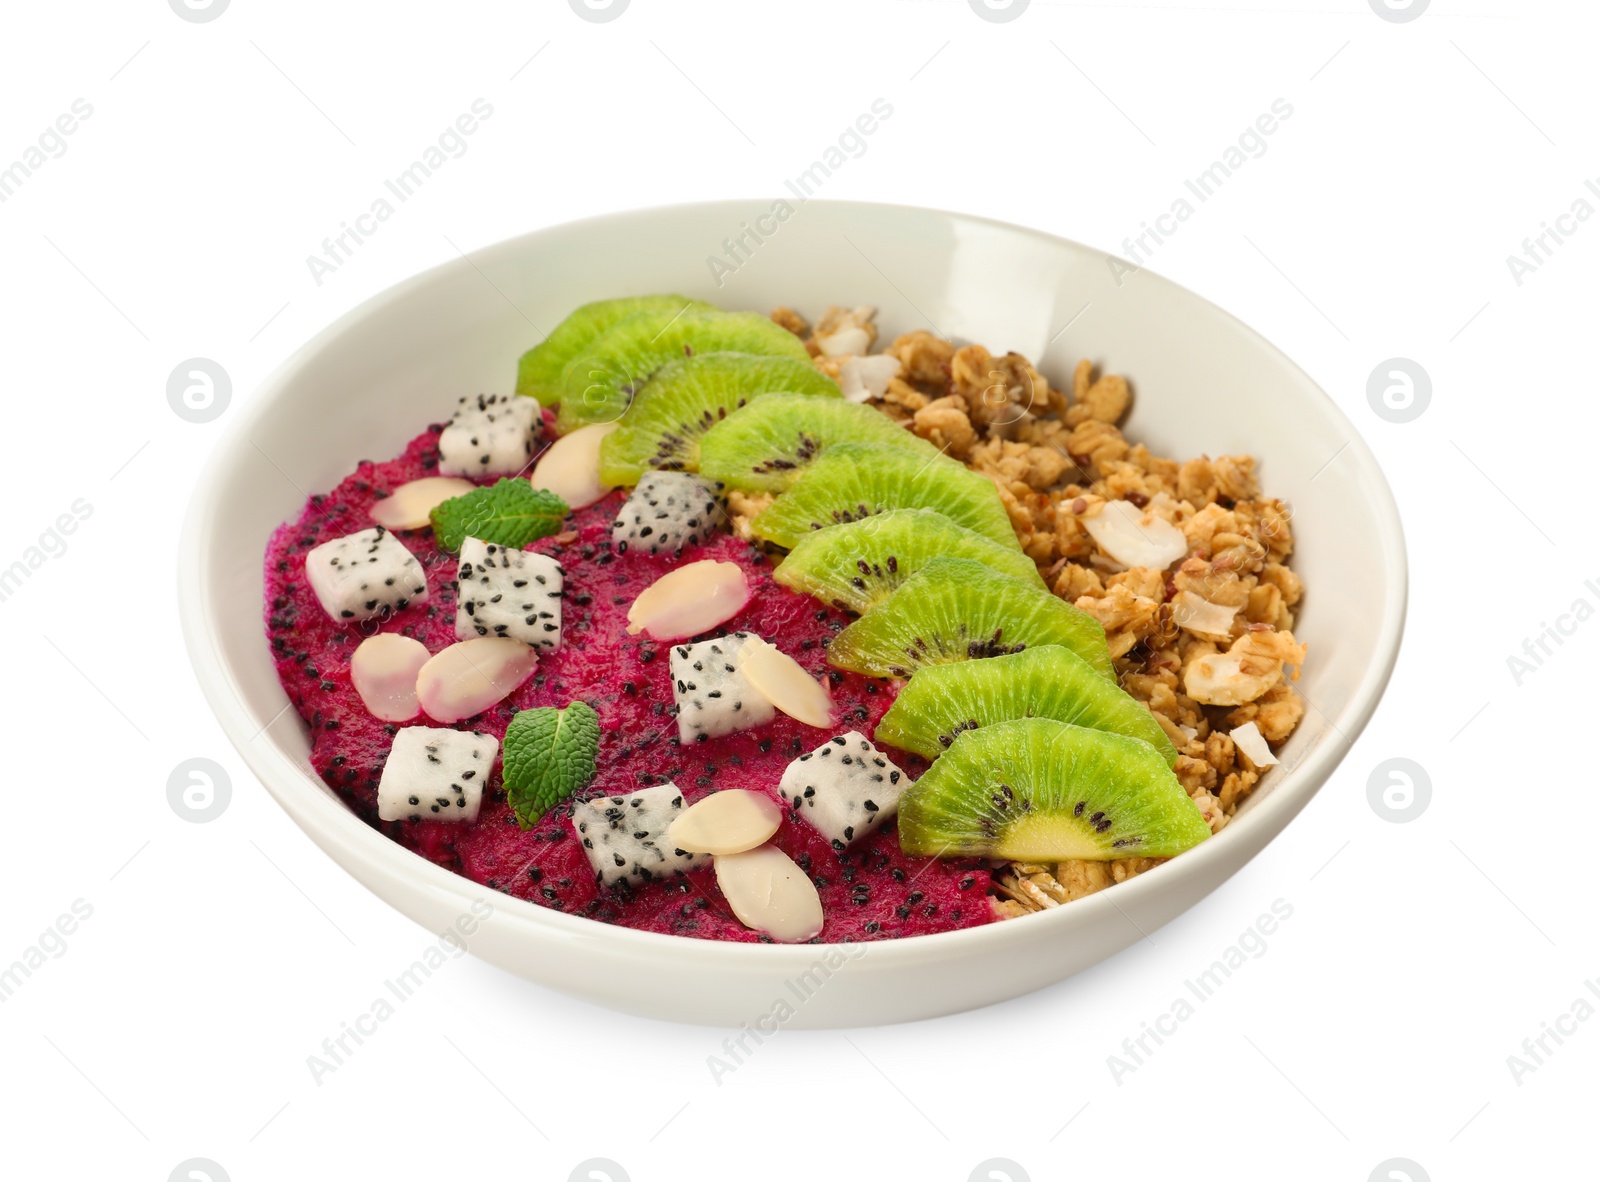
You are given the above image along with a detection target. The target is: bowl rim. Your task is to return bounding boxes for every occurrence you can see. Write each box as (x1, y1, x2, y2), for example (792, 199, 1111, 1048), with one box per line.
(178, 197, 1408, 967)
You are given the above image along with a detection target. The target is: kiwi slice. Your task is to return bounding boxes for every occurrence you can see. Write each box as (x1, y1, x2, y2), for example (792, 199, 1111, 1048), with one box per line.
(598, 353, 841, 485)
(827, 557, 1112, 680)
(751, 443, 1017, 552)
(897, 718, 1210, 861)
(516, 295, 712, 405)
(774, 508, 1045, 614)
(876, 645, 1178, 765)
(556, 310, 810, 434)
(698, 393, 942, 493)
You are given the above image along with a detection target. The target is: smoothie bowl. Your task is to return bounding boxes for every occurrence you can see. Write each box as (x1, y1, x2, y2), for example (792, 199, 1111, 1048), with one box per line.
(180, 201, 1405, 1025)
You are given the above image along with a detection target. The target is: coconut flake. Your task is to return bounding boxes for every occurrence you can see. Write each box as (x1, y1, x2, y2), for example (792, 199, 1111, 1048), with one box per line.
(1230, 721, 1279, 768)
(369, 477, 478, 531)
(415, 637, 538, 723)
(667, 789, 784, 856)
(531, 422, 618, 510)
(838, 354, 901, 403)
(815, 325, 871, 358)
(625, 560, 750, 641)
(737, 638, 833, 728)
(1081, 499, 1189, 571)
(1170, 590, 1240, 641)
(351, 633, 432, 721)
(714, 844, 825, 942)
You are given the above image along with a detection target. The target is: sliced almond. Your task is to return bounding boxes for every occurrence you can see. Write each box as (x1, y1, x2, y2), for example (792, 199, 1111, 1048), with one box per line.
(350, 633, 431, 721)
(714, 844, 825, 943)
(530, 422, 618, 510)
(1081, 499, 1188, 571)
(738, 638, 833, 728)
(838, 354, 902, 403)
(1230, 721, 1279, 769)
(1170, 590, 1240, 641)
(369, 477, 478, 531)
(625, 560, 750, 641)
(667, 790, 783, 856)
(415, 637, 538, 723)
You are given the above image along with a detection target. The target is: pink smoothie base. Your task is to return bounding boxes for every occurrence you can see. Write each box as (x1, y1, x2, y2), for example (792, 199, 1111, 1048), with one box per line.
(263, 423, 993, 943)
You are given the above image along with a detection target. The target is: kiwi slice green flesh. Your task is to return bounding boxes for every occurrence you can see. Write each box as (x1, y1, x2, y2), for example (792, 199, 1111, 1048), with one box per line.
(897, 718, 1210, 861)
(751, 443, 1018, 552)
(876, 645, 1179, 765)
(598, 353, 840, 485)
(698, 393, 943, 493)
(774, 508, 1045, 614)
(555, 310, 810, 434)
(516, 295, 712, 405)
(827, 557, 1112, 680)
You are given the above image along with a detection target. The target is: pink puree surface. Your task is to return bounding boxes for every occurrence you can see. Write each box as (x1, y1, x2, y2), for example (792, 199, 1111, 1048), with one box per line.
(264, 424, 993, 943)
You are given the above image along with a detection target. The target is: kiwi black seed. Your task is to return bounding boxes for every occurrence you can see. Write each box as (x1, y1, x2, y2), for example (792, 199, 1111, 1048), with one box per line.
(697, 393, 945, 494)
(516, 294, 712, 404)
(827, 557, 1113, 680)
(598, 353, 840, 485)
(774, 507, 1046, 614)
(554, 310, 809, 434)
(897, 717, 1210, 861)
(749, 442, 1020, 552)
(875, 644, 1179, 765)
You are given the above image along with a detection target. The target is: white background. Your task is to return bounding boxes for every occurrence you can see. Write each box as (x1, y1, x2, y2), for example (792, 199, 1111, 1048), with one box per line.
(1, 1, 1595, 1179)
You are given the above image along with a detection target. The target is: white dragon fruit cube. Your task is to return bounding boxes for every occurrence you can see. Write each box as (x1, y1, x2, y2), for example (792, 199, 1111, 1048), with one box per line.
(779, 731, 907, 852)
(438, 393, 539, 477)
(671, 632, 774, 744)
(611, 471, 724, 558)
(572, 783, 710, 886)
(377, 726, 498, 823)
(305, 527, 429, 622)
(454, 537, 563, 650)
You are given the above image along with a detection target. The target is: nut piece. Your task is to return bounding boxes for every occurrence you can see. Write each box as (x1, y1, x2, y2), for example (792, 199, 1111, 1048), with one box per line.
(1229, 721, 1279, 769)
(667, 790, 784, 855)
(369, 477, 478, 530)
(415, 637, 539, 723)
(714, 844, 825, 943)
(1170, 590, 1240, 641)
(1183, 630, 1306, 707)
(625, 560, 751, 641)
(530, 422, 618, 510)
(737, 638, 833, 728)
(350, 633, 431, 721)
(838, 354, 902, 403)
(1080, 498, 1189, 571)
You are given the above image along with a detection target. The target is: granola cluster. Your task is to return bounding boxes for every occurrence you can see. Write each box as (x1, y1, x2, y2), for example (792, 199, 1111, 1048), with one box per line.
(771, 306, 1309, 920)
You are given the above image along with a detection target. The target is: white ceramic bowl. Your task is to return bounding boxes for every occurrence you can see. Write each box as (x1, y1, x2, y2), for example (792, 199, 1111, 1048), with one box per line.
(179, 200, 1405, 1027)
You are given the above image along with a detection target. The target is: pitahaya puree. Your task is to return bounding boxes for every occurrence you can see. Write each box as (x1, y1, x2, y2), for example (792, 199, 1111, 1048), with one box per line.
(264, 423, 993, 943)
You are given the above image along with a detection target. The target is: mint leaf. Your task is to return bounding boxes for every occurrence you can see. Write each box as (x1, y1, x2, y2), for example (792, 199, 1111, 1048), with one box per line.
(430, 479, 568, 552)
(504, 702, 601, 827)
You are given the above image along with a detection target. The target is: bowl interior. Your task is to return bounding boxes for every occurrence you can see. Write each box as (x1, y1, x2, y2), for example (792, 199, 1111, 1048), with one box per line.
(187, 200, 1403, 945)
